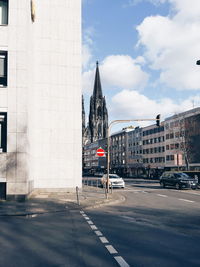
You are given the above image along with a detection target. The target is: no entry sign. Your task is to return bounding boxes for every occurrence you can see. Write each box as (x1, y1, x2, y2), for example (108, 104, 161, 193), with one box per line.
(96, 147, 105, 157)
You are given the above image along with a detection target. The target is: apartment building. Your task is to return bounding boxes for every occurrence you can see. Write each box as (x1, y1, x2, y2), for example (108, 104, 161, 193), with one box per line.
(110, 129, 130, 176)
(0, 1, 82, 200)
(164, 107, 200, 170)
(83, 107, 200, 177)
(127, 127, 143, 176)
(142, 123, 165, 176)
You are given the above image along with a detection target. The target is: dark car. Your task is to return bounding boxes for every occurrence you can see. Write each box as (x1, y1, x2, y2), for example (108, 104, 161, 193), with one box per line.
(160, 172, 198, 190)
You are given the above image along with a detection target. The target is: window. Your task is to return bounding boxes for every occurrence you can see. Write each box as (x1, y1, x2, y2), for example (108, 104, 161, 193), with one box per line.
(0, 112, 7, 152)
(0, 51, 7, 86)
(0, 0, 8, 25)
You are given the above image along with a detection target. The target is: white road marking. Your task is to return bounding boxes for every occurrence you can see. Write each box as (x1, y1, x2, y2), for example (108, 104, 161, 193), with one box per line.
(114, 256, 130, 267)
(90, 225, 98, 230)
(172, 189, 200, 195)
(142, 191, 148, 194)
(95, 230, 103, 236)
(99, 236, 109, 243)
(178, 198, 194, 203)
(80, 211, 84, 214)
(157, 194, 168, 197)
(121, 189, 139, 192)
(83, 211, 130, 267)
(105, 245, 118, 254)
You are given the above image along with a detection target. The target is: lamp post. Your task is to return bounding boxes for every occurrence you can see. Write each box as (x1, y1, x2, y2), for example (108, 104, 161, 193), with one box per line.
(106, 116, 161, 197)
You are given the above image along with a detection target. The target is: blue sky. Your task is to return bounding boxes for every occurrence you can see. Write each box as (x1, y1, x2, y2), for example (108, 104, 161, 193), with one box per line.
(82, 0, 200, 129)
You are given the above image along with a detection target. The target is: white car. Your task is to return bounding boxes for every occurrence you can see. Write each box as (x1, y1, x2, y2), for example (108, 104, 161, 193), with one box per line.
(101, 174, 125, 188)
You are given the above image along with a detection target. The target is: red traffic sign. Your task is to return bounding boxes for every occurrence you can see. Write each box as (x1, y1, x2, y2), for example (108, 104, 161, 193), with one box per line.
(96, 147, 105, 157)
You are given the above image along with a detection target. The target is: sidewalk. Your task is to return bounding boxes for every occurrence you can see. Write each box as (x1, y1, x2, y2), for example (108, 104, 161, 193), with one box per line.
(0, 186, 125, 216)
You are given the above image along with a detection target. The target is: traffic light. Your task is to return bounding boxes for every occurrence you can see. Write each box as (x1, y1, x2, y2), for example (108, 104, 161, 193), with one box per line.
(156, 114, 160, 127)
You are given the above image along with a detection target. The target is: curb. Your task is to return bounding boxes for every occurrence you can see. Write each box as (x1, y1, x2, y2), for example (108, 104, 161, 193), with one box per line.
(83, 194, 126, 210)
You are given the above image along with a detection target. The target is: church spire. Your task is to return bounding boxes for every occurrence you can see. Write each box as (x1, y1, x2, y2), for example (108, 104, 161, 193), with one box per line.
(93, 61, 103, 99)
(86, 61, 108, 143)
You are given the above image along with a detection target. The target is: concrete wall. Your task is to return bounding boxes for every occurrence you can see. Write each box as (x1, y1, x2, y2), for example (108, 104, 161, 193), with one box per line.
(0, 0, 82, 199)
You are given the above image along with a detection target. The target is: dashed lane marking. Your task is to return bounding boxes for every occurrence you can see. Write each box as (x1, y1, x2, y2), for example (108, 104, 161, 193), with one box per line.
(99, 236, 109, 244)
(114, 256, 130, 267)
(157, 194, 168, 197)
(106, 245, 118, 254)
(80, 211, 130, 267)
(90, 225, 98, 230)
(178, 198, 194, 203)
(95, 230, 103, 236)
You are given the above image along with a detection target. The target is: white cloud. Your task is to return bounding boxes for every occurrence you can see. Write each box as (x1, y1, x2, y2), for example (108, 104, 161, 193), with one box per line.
(123, 0, 166, 7)
(82, 27, 95, 69)
(136, 0, 200, 90)
(82, 55, 149, 94)
(111, 89, 200, 124)
(82, 67, 95, 94)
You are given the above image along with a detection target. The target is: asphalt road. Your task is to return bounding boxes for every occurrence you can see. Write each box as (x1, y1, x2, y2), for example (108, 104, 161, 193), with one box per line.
(1, 180, 200, 267)
(0, 203, 118, 267)
(86, 179, 200, 267)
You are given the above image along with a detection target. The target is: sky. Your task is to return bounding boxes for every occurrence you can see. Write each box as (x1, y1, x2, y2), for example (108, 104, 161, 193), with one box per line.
(82, 0, 200, 130)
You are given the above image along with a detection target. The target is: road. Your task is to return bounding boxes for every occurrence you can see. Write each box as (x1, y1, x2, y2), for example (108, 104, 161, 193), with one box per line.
(86, 179, 200, 267)
(0, 202, 118, 267)
(0, 179, 200, 267)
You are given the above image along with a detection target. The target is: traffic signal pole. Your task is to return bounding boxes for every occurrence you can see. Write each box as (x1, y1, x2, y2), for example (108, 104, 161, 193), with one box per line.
(106, 115, 161, 198)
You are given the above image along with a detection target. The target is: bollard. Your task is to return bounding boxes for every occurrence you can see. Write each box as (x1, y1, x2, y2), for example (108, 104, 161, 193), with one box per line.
(76, 186, 80, 205)
(111, 183, 113, 194)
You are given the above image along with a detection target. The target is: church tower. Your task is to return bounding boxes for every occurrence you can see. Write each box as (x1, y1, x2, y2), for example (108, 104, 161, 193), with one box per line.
(88, 62, 108, 143)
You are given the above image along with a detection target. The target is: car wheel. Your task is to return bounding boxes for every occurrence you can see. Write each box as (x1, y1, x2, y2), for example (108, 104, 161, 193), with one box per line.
(175, 183, 181, 190)
(160, 181, 165, 188)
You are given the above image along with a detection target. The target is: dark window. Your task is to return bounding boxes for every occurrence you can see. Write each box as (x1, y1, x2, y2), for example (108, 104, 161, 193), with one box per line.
(0, 51, 7, 86)
(0, 1, 8, 25)
(0, 112, 7, 152)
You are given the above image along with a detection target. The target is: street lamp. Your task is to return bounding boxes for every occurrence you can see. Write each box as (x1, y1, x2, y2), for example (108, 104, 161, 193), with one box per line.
(106, 115, 161, 197)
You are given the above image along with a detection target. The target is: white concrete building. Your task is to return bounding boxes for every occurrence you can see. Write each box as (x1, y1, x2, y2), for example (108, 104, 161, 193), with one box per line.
(0, 0, 82, 200)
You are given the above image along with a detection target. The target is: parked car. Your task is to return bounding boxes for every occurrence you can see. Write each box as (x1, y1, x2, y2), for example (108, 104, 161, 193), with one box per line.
(101, 174, 125, 188)
(160, 172, 198, 190)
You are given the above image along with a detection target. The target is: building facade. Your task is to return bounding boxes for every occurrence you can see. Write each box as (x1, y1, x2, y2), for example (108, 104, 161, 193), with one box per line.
(0, 0, 82, 200)
(83, 107, 200, 177)
(127, 127, 143, 177)
(164, 107, 200, 171)
(83, 138, 107, 175)
(110, 129, 129, 176)
(142, 123, 165, 177)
